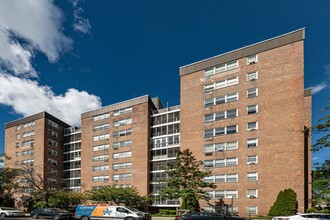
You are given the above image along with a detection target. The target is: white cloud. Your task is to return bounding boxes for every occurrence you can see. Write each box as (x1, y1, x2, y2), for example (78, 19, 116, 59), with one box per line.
(0, 73, 102, 126)
(0, 0, 73, 76)
(72, 0, 91, 35)
(0, 1, 100, 126)
(312, 81, 328, 94)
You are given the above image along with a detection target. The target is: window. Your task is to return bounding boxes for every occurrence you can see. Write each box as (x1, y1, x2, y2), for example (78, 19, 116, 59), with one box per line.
(16, 126, 20, 130)
(47, 158, 57, 165)
(113, 118, 132, 127)
(16, 143, 19, 148)
(207, 190, 238, 199)
(93, 113, 110, 121)
(48, 148, 58, 156)
(113, 151, 132, 159)
(247, 105, 258, 114)
(112, 173, 131, 180)
(16, 134, 20, 140)
(247, 155, 258, 164)
(204, 77, 238, 93)
(204, 60, 238, 77)
(93, 134, 110, 141)
(92, 175, 109, 182)
(247, 122, 258, 131)
(48, 139, 58, 147)
(22, 140, 34, 147)
(92, 165, 109, 171)
(247, 72, 258, 81)
(113, 129, 132, 138)
(114, 107, 132, 116)
(23, 130, 35, 138)
(48, 120, 58, 129)
(247, 138, 258, 148)
(247, 88, 258, 98)
(204, 109, 237, 122)
(205, 174, 238, 183)
(22, 159, 34, 165)
(92, 155, 109, 162)
(204, 92, 238, 107)
(247, 172, 258, 181)
(204, 141, 238, 153)
(113, 162, 132, 170)
(23, 121, 35, 128)
(204, 125, 237, 138)
(204, 157, 238, 168)
(15, 152, 19, 157)
(93, 144, 110, 152)
(22, 149, 34, 156)
(113, 140, 132, 149)
(247, 189, 258, 198)
(48, 130, 58, 138)
(93, 124, 110, 131)
(246, 206, 258, 215)
(246, 54, 258, 65)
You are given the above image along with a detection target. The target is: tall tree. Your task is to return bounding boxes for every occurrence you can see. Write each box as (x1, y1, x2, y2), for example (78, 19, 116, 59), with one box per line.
(17, 164, 62, 207)
(160, 149, 216, 212)
(312, 103, 329, 152)
(269, 188, 298, 216)
(311, 101, 330, 208)
(312, 161, 330, 207)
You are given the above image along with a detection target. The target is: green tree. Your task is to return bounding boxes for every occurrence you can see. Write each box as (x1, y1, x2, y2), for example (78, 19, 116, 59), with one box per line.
(160, 149, 216, 212)
(312, 161, 330, 207)
(269, 189, 298, 216)
(312, 103, 329, 152)
(48, 191, 89, 209)
(310, 101, 330, 208)
(0, 166, 20, 206)
(90, 185, 151, 208)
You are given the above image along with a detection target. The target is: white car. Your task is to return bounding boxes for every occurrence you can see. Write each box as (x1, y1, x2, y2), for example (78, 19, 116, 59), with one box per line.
(272, 213, 330, 220)
(0, 207, 25, 218)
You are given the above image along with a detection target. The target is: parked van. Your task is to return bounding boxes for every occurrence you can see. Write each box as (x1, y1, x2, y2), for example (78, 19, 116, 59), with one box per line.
(272, 213, 330, 220)
(75, 205, 151, 220)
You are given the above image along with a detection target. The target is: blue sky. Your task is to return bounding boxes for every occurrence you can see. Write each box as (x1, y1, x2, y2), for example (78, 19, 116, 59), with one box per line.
(0, 0, 329, 164)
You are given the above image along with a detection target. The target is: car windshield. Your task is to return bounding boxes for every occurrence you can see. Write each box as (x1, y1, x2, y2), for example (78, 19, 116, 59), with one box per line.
(0, 207, 16, 210)
(125, 207, 141, 213)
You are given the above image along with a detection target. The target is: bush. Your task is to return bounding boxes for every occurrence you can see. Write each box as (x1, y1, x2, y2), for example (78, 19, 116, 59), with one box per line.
(269, 189, 297, 216)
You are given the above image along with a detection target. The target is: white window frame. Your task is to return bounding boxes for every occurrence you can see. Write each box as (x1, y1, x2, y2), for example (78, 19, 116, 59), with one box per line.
(247, 121, 258, 131)
(246, 54, 258, 65)
(247, 88, 258, 98)
(204, 77, 238, 93)
(247, 189, 258, 198)
(204, 60, 238, 78)
(247, 71, 258, 81)
(247, 105, 258, 114)
(204, 141, 238, 153)
(247, 155, 258, 165)
(247, 172, 258, 181)
(246, 206, 258, 215)
(247, 138, 258, 148)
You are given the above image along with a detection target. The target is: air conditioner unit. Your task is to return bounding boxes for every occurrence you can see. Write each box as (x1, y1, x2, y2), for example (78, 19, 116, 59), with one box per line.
(249, 77, 256, 81)
(104, 159, 109, 162)
(249, 195, 257, 199)
(205, 138, 213, 141)
(248, 61, 256, 65)
(206, 91, 213, 95)
(248, 162, 256, 165)
(205, 153, 213, 156)
(248, 128, 257, 131)
(113, 147, 118, 150)
(113, 169, 118, 171)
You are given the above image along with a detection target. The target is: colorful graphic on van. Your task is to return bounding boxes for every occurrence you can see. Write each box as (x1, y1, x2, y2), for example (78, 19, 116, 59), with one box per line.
(76, 206, 111, 217)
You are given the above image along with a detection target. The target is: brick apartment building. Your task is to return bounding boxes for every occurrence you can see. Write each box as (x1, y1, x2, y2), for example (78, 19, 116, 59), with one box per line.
(4, 28, 311, 216)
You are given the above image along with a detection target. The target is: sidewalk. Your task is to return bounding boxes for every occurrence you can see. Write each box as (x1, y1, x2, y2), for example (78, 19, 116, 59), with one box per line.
(152, 217, 174, 220)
